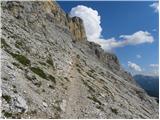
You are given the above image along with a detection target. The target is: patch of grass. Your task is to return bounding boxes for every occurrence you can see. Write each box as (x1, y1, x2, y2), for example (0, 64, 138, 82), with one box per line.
(3, 111, 12, 118)
(81, 79, 95, 93)
(1, 38, 10, 48)
(103, 86, 109, 91)
(135, 90, 145, 100)
(88, 96, 102, 105)
(89, 69, 95, 73)
(110, 107, 118, 114)
(15, 40, 23, 49)
(54, 105, 62, 112)
(10, 53, 30, 66)
(54, 112, 61, 119)
(77, 68, 85, 76)
(27, 110, 37, 115)
(12, 62, 19, 67)
(52, 100, 62, 118)
(31, 110, 37, 114)
(30, 67, 47, 79)
(39, 61, 46, 66)
(12, 85, 16, 88)
(2, 95, 11, 103)
(46, 57, 53, 66)
(12, 62, 23, 70)
(48, 75, 56, 83)
(86, 71, 95, 78)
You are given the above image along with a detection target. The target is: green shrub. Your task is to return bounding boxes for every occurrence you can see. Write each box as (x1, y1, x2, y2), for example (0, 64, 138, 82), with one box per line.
(54, 105, 62, 112)
(81, 79, 95, 92)
(3, 111, 12, 118)
(12, 85, 16, 88)
(46, 57, 53, 66)
(10, 53, 30, 66)
(15, 40, 23, 49)
(89, 69, 95, 73)
(1, 38, 10, 48)
(30, 67, 47, 79)
(110, 108, 118, 114)
(12, 62, 23, 69)
(39, 61, 46, 66)
(88, 96, 102, 105)
(2, 95, 11, 103)
(77, 68, 81, 73)
(86, 71, 94, 78)
(12, 62, 20, 67)
(54, 112, 61, 119)
(48, 75, 56, 83)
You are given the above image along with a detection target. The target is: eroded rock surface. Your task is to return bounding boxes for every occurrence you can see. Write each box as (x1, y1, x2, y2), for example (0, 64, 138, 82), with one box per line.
(1, 1, 159, 119)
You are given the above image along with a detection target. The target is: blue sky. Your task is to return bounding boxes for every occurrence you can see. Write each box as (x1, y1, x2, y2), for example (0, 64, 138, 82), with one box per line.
(58, 1, 159, 76)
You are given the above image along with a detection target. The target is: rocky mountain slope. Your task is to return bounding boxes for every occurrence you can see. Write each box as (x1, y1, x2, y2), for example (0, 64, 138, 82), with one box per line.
(1, 1, 159, 119)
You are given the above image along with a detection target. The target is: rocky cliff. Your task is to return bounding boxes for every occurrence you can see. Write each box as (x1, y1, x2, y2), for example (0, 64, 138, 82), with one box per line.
(1, 1, 159, 119)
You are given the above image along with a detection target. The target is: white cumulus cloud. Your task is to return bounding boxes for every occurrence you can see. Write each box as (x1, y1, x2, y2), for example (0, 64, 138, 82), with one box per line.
(128, 61, 142, 72)
(70, 5, 102, 42)
(150, 2, 159, 12)
(70, 5, 154, 51)
(150, 64, 159, 67)
(98, 31, 154, 51)
(153, 70, 159, 76)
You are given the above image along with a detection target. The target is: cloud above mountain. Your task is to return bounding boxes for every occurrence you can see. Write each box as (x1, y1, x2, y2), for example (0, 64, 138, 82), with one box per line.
(150, 64, 159, 68)
(150, 2, 159, 13)
(128, 61, 142, 72)
(70, 5, 102, 42)
(70, 5, 154, 51)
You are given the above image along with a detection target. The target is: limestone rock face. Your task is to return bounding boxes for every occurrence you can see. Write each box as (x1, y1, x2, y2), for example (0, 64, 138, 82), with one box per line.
(1, 1, 159, 119)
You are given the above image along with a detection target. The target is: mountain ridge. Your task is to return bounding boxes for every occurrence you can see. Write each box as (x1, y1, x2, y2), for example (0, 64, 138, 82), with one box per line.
(134, 74, 159, 98)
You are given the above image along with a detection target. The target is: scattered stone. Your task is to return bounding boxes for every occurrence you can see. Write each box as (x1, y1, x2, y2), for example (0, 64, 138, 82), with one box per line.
(42, 102, 48, 108)
(13, 95, 28, 113)
(1, 1, 158, 119)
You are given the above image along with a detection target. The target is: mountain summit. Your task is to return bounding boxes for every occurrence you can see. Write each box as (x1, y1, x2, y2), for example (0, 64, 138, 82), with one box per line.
(1, 1, 158, 119)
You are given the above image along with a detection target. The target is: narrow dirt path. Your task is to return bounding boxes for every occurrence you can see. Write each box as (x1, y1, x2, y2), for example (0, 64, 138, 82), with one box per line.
(64, 55, 83, 118)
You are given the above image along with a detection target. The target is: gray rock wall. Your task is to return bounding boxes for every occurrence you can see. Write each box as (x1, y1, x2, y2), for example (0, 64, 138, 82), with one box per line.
(1, 1, 159, 119)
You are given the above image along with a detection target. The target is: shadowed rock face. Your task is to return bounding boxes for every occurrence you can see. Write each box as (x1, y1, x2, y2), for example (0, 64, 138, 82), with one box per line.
(1, 1, 159, 119)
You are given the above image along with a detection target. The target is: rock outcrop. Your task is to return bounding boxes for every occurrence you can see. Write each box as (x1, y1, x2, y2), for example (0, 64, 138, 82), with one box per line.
(1, 1, 159, 119)
(38, 1, 86, 41)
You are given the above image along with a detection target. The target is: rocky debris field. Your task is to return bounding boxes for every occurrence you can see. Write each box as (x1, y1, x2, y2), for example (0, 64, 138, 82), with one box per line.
(1, 1, 159, 119)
